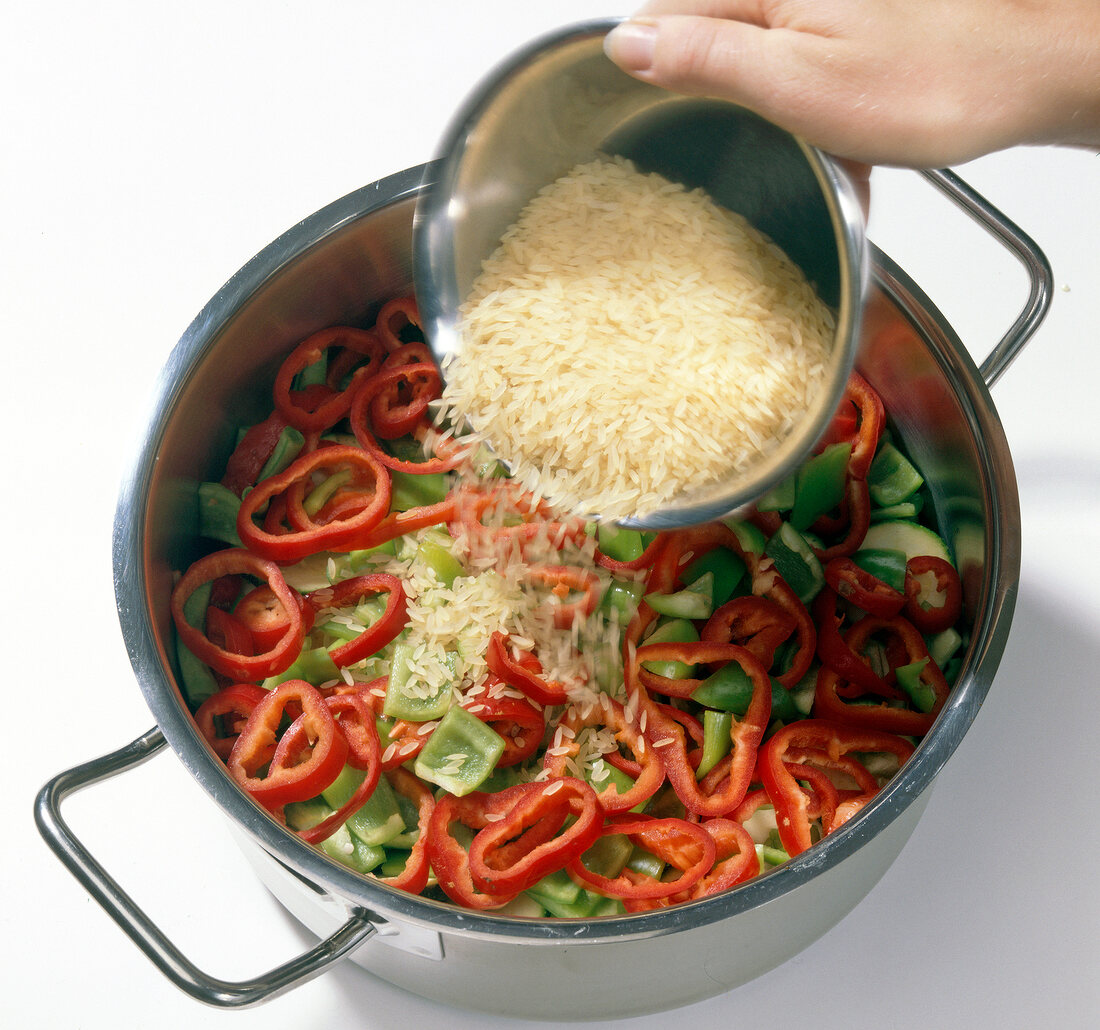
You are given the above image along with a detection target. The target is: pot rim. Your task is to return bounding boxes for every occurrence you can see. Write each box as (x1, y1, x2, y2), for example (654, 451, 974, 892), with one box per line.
(112, 163, 1019, 944)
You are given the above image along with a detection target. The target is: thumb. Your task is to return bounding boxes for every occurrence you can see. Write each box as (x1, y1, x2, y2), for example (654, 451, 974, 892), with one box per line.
(604, 15, 794, 109)
(602, 16, 809, 133)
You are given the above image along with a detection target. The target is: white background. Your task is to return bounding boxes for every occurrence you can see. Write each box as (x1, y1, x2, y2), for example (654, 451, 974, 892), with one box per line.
(5, 2, 1099, 1027)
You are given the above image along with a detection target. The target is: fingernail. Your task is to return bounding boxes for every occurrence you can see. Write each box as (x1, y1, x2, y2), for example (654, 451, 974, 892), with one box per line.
(604, 19, 658, 73)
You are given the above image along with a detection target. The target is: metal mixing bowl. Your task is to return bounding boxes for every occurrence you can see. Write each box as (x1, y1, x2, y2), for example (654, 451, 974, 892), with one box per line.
(413, 18, 868, 529)
(37, 162, 1050, 1019)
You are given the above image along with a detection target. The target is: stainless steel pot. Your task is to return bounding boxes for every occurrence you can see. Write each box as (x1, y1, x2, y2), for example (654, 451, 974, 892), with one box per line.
(36, 162, 1050, 1020)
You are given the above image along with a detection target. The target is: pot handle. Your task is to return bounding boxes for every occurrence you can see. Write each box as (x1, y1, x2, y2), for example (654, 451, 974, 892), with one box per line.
(919, 167, 1053, 389)
(34, 727, 377, 1008)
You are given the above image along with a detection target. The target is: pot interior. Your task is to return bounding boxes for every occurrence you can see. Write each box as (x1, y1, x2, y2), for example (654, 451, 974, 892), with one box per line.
(116, 165, 1019, 958)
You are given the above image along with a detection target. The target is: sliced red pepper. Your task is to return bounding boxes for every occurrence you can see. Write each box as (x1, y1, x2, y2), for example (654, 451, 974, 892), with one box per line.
(541, 696, 665, 812)
(352, 493, 459, 552)
(289, 695, 381, 845)
(701, 595, 798, 671)
(467, 778, 602, 896)
(203, 604, 255, 659)
(374, 295, 422, 353)
(234, 584, 315, 652)
(171, 548, 304, 681)
(835, 371, 885, 480)
(272, 326, 386, 434)
(815, 613, 950, 734)
(569, 814, 716, 901)
(461, 689, 545, 767)
(237, 445, 391, 563)
(641, 646, 771, 817)
(748, 569, 817, 687)
(824, 556, 907, 617)
(904, 554, 963, 633)
(813, 586, 898, 699)
(221, 410, 289, 497)
(427, 787, 528, 909)
(810, 475, 872, 561)
(193, 683, 269, 759)
(622, 817, 758, 910)
(527, 565, 602, 630)
(367, 342, 437, 439)
(227, 680, 349, 808)
(306, 573, 407, 668)
(350, 364, 469, 475)
(485, 631, 567, 706)
(373, 767, 435, 894)
(758, 719, 913, 855)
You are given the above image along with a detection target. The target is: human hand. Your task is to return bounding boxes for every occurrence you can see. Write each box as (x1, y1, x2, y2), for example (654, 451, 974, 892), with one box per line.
(604, 0, 1100, 167)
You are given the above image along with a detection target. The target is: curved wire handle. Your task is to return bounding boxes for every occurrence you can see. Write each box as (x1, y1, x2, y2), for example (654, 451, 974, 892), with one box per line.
(920, 168, 1054, 388)
(34, 728, 377, 1008)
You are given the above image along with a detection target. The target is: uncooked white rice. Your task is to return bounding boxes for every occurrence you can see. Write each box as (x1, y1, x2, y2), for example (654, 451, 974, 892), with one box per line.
(437, 155, 835, 521)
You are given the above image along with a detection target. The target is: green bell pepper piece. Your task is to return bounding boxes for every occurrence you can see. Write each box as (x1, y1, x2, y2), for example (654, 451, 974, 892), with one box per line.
(695, 709, 733, 780)
(254, 425, 305, 485)
(175, 579, 219, 707)
(641, 618, 699, 680)
(391, 469, 451, 511)
(262, 645, 341, 690)
(383, 639, 457, 721)
(600, 579, 644, 622)
(644, 572, 714, 620)
(764, 522, 825, 605)
(852, 547, 908, 593)
(321, 765, 405, 846)
(416, 529, 464, 587)
(895, 658, 936, 712)
(597, 523, 648, 563)
(790, 442, 851, 530)
(413, 705, 505, 796)
(691, 663, 798, 722)
(197, 481, 243, 547)
(682, 546, 747, 606)
(868, 441, 924, 507)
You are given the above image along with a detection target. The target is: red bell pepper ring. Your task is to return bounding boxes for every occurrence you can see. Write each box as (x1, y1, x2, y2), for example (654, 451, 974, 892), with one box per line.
(203, 604, 255, 659)
(809, 475, 872, 561)
(193, 683, 269, 759)
(569, 814, 717, 901)
(824, 556, 907, 617)
(171, 548, 305, 681)
(427, 788, 528, 909)
(462, 690, 545, 767)
(277, 694, 381, 845)
(623, 818, 759, 911)
(835, 371, 885, 480)
(701, 595, 798, 671)
(374, 295, 422, 353)
(815, 613, 950, 734)
(485, 631, 567, 706)
(350, 364, 468, 475)
(367, 342, 437, 440)
(221, 410, 289, 497)
(594, 532, 668, 575)
(527, 564, 602, 630)
(642, 646, 771, 817)
(813, 586, 898, 699)
(467, 778, 603, 896)
(305, 573, 407, 668)
(273, 325, 386, 434)
(373, 767, 435, 895)
(542, 696, 665, 812)
(237, 445, 391, 563)
(758, 719, 914, 856)
(904, 555, 963, 633)
(748, 569, 817, 687)
(234, 584, 315, 652)
(352, 494, 459, 552)
(227, 680, 349, 808)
